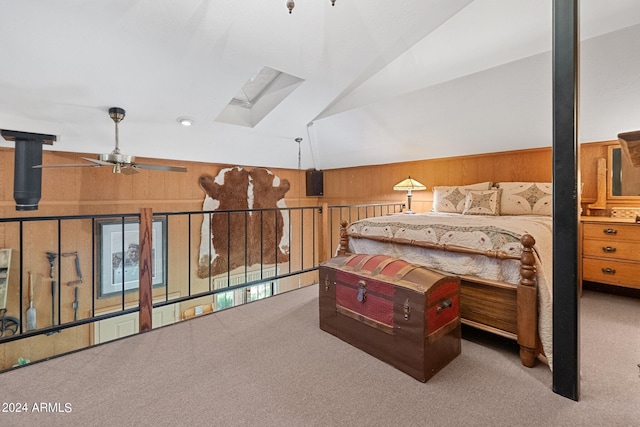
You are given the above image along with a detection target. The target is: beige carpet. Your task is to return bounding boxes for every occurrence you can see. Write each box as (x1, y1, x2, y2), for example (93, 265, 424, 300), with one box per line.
(1, 285, 639, 427)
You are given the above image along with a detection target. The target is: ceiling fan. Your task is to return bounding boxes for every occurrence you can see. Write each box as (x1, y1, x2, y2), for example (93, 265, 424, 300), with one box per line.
(34, 107, 187, 175)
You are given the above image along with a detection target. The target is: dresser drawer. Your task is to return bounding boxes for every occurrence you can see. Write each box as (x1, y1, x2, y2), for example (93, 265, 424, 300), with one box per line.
(582, 223, 640, 242)
(582, 239, 640, 261)
(582, 258, 640, 288)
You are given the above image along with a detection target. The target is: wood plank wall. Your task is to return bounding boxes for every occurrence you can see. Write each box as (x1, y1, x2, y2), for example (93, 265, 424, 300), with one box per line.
(0, 139, 624, 369)
(322, 140, 626, 214)
(0, 140, 614, 221)
(0, 147, 317, 370)
(322, 147, 553, 212)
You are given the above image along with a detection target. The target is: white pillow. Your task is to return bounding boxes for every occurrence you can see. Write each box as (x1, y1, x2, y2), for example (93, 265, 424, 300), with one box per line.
(432, 182, 492, 213)
(496, 182, 552, 215)
(462, 189, 502, 216)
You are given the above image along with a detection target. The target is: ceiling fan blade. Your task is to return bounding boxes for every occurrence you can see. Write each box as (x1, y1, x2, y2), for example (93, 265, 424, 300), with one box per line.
(33, 163, 102, 169)
(82, 157, 113, 166)
(31, 109, 188, 175)
(134, 163, 188, 172)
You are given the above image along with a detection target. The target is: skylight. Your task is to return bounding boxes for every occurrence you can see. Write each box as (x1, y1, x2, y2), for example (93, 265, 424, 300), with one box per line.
(216, 66, 304, 128)
(230, 66, 282, 108)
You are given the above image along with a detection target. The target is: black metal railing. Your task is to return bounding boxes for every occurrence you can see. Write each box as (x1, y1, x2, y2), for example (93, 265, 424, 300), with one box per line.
(0, 202, 402, 369)
(324, 203, 405, 257)
(0, 213, 142, 341)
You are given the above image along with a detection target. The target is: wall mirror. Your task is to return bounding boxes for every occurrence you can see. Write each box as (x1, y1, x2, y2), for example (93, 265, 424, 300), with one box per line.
(608, 145, 640, 198)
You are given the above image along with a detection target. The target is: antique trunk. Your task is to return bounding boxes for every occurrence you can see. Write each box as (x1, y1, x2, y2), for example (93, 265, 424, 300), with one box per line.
(319, 254, 461, 382)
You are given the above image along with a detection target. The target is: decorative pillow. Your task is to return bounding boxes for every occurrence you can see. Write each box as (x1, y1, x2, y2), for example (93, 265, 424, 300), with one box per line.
(497, 182, 552, 216)
(432, 182, 492, 213)
(462, 189, 502, 216)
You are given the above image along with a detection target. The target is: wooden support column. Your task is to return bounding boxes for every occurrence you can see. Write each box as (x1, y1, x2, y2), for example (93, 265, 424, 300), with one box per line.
(552, 0, 580, 401)
(139, 208, 153, 332)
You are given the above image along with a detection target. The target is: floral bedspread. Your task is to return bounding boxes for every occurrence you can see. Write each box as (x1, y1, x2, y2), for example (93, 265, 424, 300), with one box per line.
(345, 212, 553, 368)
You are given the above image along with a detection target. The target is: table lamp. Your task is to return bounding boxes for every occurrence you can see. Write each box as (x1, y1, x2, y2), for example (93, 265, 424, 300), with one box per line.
(393, 176, 426, 214)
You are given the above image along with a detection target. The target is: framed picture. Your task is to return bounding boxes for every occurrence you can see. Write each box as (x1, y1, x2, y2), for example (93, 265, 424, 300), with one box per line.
(97, 218, 167, 298)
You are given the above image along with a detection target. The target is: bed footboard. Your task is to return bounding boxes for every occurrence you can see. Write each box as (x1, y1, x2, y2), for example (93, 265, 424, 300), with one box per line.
(338, 220, 540, 367)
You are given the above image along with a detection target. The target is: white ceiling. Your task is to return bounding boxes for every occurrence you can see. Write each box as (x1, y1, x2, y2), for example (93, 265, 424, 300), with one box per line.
(1, 0, 640, 170)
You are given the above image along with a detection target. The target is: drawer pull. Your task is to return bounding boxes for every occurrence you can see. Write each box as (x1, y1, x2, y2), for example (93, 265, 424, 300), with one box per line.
(603, 228, 618, 235)
(436, 299, 453, 314)
(602, 246, 617, 253)
(601, 267, 616, 275)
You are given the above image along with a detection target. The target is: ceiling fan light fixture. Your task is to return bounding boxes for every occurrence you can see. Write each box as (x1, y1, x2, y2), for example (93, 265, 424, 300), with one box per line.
(177, 117, 194, 127)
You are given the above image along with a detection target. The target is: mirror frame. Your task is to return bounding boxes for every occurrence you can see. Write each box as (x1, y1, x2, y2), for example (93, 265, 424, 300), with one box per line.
(607, 144, 640, 200)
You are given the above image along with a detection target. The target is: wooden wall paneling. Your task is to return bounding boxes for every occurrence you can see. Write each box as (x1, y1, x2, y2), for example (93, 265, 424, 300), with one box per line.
(463, 156, 483, 184)
(0, 140, 624, 371)
(444, 157, 466, 184)
(323, 147, 554, 209)
(295, 206, 319, 272)
(1, 222, 20, 322)
(58, 218, 93, 322)
(0, 148, 12, 203)
(164, 214, 188, 298)
(131, 168, 161, 201)
(39, 153, 83, 203)
(0, 326, 89, 370)
(19, 221, 57, 329)
(370, 163, 391, 200)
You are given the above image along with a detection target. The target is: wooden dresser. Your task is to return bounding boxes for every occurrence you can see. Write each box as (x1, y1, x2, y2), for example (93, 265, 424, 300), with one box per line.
(581, 217, 640, 290)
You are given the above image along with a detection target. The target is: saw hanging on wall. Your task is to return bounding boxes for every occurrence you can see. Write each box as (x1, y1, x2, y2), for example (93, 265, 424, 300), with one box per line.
(34, 107, 187, 175)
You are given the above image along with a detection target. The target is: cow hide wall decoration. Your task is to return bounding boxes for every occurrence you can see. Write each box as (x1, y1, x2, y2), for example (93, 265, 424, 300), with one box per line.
(198, 166, 290, 278)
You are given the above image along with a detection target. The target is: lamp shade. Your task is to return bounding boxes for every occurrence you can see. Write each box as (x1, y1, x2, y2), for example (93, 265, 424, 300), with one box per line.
(393, 177, 426, 191)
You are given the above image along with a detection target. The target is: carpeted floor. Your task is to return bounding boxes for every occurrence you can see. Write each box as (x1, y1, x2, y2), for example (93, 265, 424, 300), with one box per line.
(1, 285, 638, 426)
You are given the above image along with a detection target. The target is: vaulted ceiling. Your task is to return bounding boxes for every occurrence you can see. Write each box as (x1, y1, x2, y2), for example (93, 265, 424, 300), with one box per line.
(1, 0, 640, 170)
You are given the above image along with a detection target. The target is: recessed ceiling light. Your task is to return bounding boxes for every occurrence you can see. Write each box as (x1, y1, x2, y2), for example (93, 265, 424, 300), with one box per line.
(177, 117, 194, 127)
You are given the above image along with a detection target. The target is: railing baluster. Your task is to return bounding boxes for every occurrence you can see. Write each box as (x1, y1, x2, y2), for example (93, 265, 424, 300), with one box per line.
(0, 203, 402, 365)
(91, 217, 96, 319)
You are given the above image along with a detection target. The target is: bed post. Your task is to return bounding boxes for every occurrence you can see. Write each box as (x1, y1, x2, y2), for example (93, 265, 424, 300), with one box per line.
(337, 220, 351, 256)
(517, 234, 538, 367)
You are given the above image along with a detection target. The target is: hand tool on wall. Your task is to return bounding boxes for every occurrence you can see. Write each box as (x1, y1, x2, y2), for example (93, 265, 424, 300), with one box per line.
(0, 308, 20, 337)
(72, 286, 79, 321)
(62, 252, 83, 323)
(26, 271, 36, 331)
(46, 252, 57, 327)
(62, 251, 83, 286)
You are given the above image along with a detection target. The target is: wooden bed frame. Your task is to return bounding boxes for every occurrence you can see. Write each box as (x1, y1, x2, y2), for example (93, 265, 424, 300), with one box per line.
(336, 220, 541, 368)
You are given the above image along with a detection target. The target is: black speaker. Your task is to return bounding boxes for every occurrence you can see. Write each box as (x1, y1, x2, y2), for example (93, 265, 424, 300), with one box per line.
(306, 169, 324, 196)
